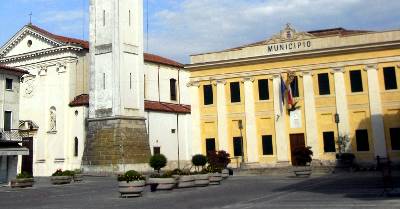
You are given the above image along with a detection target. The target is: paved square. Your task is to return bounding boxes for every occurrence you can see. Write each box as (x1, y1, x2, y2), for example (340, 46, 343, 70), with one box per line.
(0, 173, 399, 209)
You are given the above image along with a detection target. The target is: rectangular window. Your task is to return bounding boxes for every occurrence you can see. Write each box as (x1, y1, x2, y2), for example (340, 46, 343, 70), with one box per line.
(5, 78, 12, 90)
(153, 147, 160, 155)
(103, 10, 106, 26)
(129, 73, 132, 89)
(129, 10, 131, 26)
(290, 76, 299, 97)
(103, 73, 106, 89)
(74, 138, 79, 157)
(203, 85, 213, 105)
(323, 132, 336, 152)
(383, 67, 397, 90)
(206, 138, 216, 155)
(350, 70, 363, 92)
(390, 128, 400, 150)
(262, 135, 273, 155)
(318, 73, 330, 95)
(4, 111, 11, 131)
(170, 79, 177, 101)
(258, 79, 269, 100)
(356, 129, 369, 151)
(233, 137, 242, 157)
(230, 82, 241, 103)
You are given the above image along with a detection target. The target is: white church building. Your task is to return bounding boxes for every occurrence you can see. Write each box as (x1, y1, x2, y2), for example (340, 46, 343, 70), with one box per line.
(0, 21, 192, 176)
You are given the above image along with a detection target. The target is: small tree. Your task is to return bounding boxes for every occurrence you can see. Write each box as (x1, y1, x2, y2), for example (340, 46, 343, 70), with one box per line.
(192, 154, 207, 171)
(293, 146, 313, 166)
(149, 154, 167, 173)
(207, 150, 231, 170)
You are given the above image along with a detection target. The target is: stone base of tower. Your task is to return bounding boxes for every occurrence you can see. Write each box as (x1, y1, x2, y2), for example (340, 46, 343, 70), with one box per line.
(82, 116, 151, 174)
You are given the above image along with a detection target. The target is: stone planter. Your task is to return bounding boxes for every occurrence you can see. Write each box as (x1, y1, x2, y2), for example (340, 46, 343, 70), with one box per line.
(118, 180, 146, 198)
(50, 176, 72, 185)
(194, 174, 209, 187)
(177, 175, 195, 188)
(148, 178, 176, 190)
(73, 174, 84, 182)
(293, 166, 312, 178)
(209, 173, 223, 185)
(221, 169, 229, 179)
(11, 178, 34, 188)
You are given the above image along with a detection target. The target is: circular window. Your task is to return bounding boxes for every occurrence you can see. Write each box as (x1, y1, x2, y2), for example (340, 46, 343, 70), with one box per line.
(27, 40, 33, 47)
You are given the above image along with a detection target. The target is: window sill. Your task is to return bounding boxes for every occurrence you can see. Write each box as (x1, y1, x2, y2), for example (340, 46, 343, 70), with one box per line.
(256, 100, 272, 104)
(381, 89, 399, 93)
(203, 104, 216, 108)
(229, 102, 243, 106)
(47, 131, 57, 134)
(348, 92, 366, 96)
(5, 89, 13, 92)
(315, 94, 335, 99)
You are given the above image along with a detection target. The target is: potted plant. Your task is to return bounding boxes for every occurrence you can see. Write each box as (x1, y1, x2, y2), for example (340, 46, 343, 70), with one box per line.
(292, 146, 313, 177)
(149, 154, 167, 173)
(50, 169, 73, 185)
(206, 166, 223, 185)
(73, 169, 84, 182)
(208, 150, 231, 179)
(148, 171, 176, 190)
(173, 169, 195, 188)
(192, 154, 209, 187)
(11, 172, 34, 188)
(118, 170, 146, 198)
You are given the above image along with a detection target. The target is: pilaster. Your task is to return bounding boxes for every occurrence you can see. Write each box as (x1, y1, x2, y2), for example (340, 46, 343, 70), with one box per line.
(188, 81, 202, 155)
(332, 68, 350, 139)
(215, 79, 229, 152)
(242, 77, 258, 162)
(365, 64, 387, 157)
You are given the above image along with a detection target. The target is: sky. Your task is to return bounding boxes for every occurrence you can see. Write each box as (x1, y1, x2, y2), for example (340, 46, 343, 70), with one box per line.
(0, 0, 400, 64)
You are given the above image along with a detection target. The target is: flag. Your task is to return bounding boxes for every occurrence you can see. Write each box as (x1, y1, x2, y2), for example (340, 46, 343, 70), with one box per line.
(287, 83, 294, 106)
(280, 76, 286, 105)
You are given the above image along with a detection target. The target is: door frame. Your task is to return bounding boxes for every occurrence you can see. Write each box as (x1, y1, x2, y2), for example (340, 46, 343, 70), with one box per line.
(289, 133, 306, 166)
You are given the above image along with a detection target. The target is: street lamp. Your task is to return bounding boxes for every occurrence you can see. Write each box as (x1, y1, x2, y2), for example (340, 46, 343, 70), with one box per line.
(334, 113, 340, 153)
(238, 120, 244, 165)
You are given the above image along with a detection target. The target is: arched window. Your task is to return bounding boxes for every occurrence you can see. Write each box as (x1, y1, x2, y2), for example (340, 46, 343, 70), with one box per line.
(74, 137, 78, 157)
(49, 106, 56, 132)
(170, 78, 177, 101)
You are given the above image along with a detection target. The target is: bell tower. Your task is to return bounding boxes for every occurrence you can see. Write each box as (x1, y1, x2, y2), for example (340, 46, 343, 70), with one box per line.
(83, 0, 151, 173)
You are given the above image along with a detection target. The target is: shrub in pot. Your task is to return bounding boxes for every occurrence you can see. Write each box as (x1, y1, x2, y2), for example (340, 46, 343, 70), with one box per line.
(192, 169, 209, 187)
(51, 169, 73, 185)
(148, 171, 176, 190)
(207, 150, 231, 179)
(206, 166, 223, 185)
(149, 154, 167, 173)
(292, 146, 313, 177)
(192, 154, 207, 171)
(73, 169, 84, 182)
(173, 169, 195, 188)
(118, 170, 146, 198)
(11, 172, 34, 188)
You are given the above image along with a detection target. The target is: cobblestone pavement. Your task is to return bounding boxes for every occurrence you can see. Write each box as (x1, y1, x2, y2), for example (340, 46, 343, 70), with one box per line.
(0, 173, 399, 209)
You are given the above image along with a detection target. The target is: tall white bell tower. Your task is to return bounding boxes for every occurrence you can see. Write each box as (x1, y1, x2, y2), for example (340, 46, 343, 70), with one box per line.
(84, 0, 150, 173)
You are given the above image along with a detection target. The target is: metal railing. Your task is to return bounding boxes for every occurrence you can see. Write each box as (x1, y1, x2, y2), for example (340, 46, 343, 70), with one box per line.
(0, 129, 23, 142)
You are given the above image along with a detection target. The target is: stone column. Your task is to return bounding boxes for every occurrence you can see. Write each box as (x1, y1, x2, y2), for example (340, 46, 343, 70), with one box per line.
(365, 64, 387, 157)
(332, 68, 350, 149)
(189, 82, 202, 155)
(302, 71, 320, 159)
(273, 74, 290, 163)
(243, 77, 259, 163)
(216, 80, 229, 152)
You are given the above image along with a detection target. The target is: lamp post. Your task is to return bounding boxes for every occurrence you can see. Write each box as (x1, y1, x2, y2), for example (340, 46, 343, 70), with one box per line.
(238, 120, 244, 165)
(334, 113, 340, 153)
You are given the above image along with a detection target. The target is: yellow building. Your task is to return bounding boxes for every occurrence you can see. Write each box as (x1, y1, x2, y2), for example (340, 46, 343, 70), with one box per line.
(186, 24, 400, 167)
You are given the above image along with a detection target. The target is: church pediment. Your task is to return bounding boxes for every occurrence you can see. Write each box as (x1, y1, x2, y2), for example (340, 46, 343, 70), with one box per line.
(0, 25, 63, 58)
(265, 24, 315, 44)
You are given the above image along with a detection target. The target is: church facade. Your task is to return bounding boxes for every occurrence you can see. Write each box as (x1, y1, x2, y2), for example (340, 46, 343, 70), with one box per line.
(187, 25, 400, 167)
(0, 23, 192, 176)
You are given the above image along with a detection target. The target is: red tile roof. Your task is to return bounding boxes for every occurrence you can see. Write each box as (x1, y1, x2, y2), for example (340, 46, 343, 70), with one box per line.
(144, 100, 191, 114)
(28, 24, 89, 49)
(69, 94, 191, 114)
(144, 53, 183, 68)
(27, 25, 183, 68)
(0, 65, 29, 76)
(69, 94, 89, 107)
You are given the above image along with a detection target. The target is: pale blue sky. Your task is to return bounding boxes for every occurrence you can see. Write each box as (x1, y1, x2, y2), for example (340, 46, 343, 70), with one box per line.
(1, 0, 400, 63)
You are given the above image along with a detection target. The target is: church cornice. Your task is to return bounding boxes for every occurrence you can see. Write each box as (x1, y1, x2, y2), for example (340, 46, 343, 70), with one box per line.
(0, 45, 84, 64)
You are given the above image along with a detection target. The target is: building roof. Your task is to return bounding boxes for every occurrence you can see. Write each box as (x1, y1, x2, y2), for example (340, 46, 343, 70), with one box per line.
(27, 25, 183, 68)
(69, 94, 191, 114)
(0, 65, 29, 76)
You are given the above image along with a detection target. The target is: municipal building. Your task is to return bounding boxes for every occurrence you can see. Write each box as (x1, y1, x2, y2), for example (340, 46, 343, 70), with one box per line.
(186, 24, 400, 167)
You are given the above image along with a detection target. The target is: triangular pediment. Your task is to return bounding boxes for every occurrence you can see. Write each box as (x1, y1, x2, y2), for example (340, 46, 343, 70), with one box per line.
(265, 23, 315, 44)
(0, 25, 64, 58)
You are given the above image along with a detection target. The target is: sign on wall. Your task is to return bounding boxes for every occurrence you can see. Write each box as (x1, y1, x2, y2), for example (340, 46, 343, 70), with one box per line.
(290, 109, 302, 129)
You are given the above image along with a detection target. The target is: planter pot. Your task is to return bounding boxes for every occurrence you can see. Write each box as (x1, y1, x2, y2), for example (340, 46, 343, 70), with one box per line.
(11, 178, 34, 188)
(194, 174, 209, 187)
(293, 166, 312, 178)
(221, 169, 229, 179)
(209, 173, 222, 185)
(73, 174, 84, 182)
(148, 178, 176, 190)
(177, 175, 195, 188)
(51, 176, 72, 185)
(118, 180, 146, 198)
